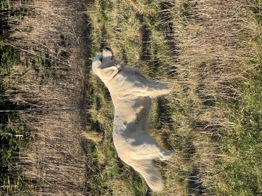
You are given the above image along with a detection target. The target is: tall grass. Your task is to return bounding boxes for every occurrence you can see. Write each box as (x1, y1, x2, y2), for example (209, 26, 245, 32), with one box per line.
(1, 0, 69, 194)
(215, 1, 262, 194)
(1, 0, 261, 195)
(0, 1, 36, 194)
(85, 0, 262, 195)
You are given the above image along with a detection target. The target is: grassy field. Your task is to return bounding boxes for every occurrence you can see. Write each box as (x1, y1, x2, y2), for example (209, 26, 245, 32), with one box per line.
(84, 0, 262, 195)
(1, 0, 261, 195)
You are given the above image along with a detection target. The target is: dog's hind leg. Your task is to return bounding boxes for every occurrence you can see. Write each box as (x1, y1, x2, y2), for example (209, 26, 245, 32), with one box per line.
(128, 160, 164, 192)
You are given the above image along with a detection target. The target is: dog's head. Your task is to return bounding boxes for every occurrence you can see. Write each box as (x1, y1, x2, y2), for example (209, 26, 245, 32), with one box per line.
(92, 47, 122, 84)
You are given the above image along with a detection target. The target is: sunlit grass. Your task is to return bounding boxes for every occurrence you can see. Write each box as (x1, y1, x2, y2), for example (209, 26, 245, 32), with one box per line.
(1, 0, 261, 195)
(85, 0, 262, 195)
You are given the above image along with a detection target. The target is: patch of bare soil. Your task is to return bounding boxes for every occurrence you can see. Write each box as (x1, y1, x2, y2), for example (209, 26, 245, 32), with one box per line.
(9, 0, 91, 195)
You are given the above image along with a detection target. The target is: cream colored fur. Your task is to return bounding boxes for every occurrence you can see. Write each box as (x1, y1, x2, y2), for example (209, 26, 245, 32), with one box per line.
(92, 48, 174, 192)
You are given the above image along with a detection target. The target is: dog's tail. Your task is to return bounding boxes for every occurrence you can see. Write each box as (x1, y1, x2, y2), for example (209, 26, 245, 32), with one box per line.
(130, 160, 164, 192)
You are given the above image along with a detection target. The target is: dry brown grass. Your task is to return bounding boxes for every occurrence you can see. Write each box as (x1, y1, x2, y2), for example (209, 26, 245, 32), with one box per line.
(2, 0, 92, 195)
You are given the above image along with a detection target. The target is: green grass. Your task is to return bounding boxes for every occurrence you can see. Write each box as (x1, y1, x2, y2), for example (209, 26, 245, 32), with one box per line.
(216, 2, 262, 194)
(1, 0, 262, 195)
(85, 0, 262, 195)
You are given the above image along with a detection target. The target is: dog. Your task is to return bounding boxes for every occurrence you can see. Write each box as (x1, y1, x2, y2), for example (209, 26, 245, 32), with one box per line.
(92, 47, 174, 192)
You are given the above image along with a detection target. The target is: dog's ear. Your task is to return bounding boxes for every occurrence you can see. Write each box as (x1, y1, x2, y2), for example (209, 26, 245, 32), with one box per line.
(102, 47, 114, 60)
